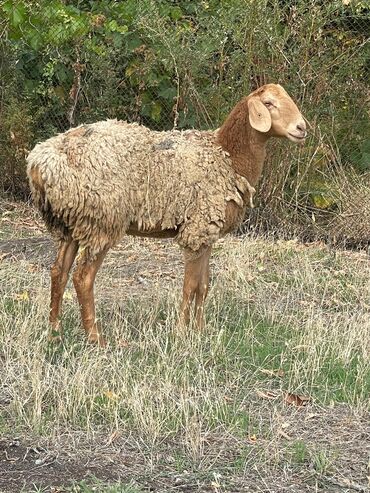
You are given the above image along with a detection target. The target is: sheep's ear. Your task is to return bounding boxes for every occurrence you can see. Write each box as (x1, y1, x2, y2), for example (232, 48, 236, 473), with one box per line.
(248, 98, 271, 133)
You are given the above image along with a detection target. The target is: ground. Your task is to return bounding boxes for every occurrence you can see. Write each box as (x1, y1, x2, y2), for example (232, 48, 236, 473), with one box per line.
(0, 199, 369, 493)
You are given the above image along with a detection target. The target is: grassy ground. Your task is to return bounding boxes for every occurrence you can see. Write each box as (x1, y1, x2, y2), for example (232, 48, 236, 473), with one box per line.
(0, 199, 369, 492)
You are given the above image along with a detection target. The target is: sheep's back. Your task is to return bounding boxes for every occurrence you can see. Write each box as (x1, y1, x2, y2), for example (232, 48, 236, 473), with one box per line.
(27, 120, 249, 253)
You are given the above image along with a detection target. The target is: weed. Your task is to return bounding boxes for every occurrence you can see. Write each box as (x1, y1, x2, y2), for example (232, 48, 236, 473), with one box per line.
(0, 227, 369, 493)
(311, 448, 336, 475)
(24, 479, 143, 493)
(289, 440, 309, 465)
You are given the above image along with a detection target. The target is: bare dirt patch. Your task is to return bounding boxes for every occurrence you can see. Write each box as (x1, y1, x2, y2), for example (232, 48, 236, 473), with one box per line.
(0, 405, 369, 492)
(0, 436, 123, 492)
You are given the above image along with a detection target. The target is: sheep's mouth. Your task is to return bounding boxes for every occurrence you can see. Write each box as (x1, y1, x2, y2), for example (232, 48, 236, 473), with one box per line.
(288, 133, 306, 143)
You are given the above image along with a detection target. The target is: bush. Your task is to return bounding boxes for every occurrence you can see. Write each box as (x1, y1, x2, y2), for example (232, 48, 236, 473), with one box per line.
(0, 0, 368, 240)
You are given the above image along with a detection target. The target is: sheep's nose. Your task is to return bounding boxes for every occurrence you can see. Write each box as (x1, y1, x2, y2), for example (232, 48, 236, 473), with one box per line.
(296, 122, 307, 137)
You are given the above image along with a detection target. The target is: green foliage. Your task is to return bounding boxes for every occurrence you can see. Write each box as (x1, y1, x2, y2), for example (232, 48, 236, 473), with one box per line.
(352, 138, 370, 172)
(0, 95, 34, 194)
(0, 0, 368, 235)
(289, 440, 309, 465)
(66, 479, 143, 493)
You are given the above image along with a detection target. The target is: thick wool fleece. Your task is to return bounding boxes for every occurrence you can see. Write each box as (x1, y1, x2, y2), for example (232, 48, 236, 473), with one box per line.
(27, 120, 250, 256)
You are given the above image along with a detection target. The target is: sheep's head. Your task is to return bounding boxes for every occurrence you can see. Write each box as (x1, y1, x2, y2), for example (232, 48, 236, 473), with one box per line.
(247, 84, 307, 144)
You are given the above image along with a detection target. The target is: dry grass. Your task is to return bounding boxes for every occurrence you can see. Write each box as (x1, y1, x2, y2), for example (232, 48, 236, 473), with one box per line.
(0, 199, 369, 492)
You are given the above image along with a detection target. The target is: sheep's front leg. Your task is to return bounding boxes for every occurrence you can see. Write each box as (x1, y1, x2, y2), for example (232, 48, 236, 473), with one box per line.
(49, 239, 79, 341)
(180, 246, 212, 329)
(194, 246, 212, 330)
(73, 248, 108, 346)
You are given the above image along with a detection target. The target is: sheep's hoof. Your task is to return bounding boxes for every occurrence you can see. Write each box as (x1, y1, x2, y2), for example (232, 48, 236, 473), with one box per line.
(48, 333, 63, 343)
(48, 321, 63, 343)
(176, 315, 189, 329)
(88, 336, 107, 348)
(87, 330, 107, 347)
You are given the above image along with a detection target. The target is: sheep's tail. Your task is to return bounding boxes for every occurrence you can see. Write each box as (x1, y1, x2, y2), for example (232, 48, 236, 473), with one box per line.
(27, 161, 70, 241)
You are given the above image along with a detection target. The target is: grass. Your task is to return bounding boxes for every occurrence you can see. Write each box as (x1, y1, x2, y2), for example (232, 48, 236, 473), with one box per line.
(26, 479, 143, 493)
(0, 239, 369, 434)
(1, 243, 369, 427)
(0, 205, 369, 491)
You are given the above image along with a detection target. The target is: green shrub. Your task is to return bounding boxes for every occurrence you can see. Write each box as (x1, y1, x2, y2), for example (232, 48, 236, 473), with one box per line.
(0, 0, 368, 240)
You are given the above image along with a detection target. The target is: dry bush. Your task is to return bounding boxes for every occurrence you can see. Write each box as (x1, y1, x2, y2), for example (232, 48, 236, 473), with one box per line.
(328, 171, 370, 246)
(0, 99, 34, 196)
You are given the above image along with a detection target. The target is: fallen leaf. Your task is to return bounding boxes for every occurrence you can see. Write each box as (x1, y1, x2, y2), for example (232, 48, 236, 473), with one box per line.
(256, 389, 278, 400)
(246, 434, 257, 444)
(284, 393, 311, 407)
(104, 390, 119, 401)
(13, 291, 29, 301)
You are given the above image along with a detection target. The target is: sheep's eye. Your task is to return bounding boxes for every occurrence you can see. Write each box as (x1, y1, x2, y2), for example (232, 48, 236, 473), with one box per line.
(264, 101, 274, 108)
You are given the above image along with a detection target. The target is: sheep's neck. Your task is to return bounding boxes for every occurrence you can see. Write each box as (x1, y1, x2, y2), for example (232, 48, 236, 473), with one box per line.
(217, 97, 268, 187)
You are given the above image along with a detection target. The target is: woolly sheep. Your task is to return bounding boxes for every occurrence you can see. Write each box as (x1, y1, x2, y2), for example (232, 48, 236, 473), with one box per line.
(27, 83, 306, 346)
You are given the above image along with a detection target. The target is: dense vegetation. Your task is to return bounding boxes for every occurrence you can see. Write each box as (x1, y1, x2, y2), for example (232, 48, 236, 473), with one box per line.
(0, 0, 369, 240)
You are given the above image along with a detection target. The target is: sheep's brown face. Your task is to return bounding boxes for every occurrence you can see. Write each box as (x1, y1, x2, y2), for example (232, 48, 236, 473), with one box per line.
(247, 84, 307, 144)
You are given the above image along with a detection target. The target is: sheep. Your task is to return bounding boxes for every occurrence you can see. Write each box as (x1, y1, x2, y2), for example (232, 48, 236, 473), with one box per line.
(27, 83, 306, 346)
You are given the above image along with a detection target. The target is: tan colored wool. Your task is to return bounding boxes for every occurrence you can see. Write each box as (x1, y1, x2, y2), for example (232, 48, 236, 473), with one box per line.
(27, 120, 251, 256)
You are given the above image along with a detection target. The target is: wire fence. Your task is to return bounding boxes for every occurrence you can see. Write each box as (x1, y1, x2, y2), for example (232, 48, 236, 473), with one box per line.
(0, 0, 369, 243)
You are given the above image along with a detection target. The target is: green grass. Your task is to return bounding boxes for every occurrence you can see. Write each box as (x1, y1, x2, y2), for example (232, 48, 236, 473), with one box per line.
(0, 234, 369, 492)
(0, 238, 369, 440)
(289, 440, 309, 465)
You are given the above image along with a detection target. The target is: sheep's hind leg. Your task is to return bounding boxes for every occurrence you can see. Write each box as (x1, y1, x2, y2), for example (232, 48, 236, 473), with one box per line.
(49, 239, 79, 341)
(73, 248, 108, 347)
(194, 246, 211, 330)
(179, 246, 212, 329)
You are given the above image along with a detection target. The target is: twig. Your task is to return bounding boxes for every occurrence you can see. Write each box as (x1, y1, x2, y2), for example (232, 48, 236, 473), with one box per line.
(68, 52, 85, 127)
(327, 477, 369, 492)
(172, 61, 180, 129)
(139, 21, 180, 129)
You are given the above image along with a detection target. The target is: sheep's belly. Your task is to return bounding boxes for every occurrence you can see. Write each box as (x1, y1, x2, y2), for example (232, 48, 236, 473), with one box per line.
(126, 222, 178, 239)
